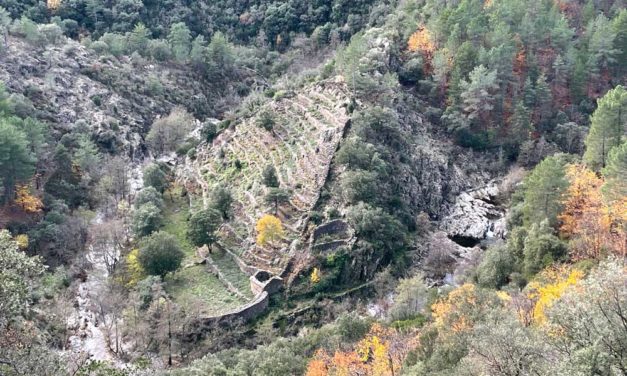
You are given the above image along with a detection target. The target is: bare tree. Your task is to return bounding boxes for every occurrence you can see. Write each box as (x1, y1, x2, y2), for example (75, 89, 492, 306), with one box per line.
(91, 219, 127, 275)
(96, 156, 130, 214)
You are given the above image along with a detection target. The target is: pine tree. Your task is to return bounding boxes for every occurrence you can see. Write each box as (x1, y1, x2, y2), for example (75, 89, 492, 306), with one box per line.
(601, 141, 627, 204)
(534, 73, 553, 130)
(612, 9, 627, 75)
(207, 32, 233, 73)
(508, 102, 533, 149)
(522, 154, 571, 228)
(168, 22, 191, 62)
(586, 15, 618, 77)
(523, 77, 536, 107)
(262, 164, 280, 188)
(460, 65, 498, 130)
(0, 120, 35, 203)
(448, 41, 477, 105)
(128, 22, 150, 54)
(190, 35, 207, 66)
(0, 6, 10, 51)
(583, 86, 626, 171)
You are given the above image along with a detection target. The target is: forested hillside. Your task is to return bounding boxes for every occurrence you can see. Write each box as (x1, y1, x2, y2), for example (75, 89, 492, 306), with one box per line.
(0, 0, 625, 375)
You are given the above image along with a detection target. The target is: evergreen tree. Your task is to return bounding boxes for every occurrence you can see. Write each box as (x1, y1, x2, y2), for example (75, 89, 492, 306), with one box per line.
(522, 77, 536, 108)
(612, 10, 627, 74)
(132, 202, 163, 237)
(0, 120, 35, 203)
(508, 102, 533, 150)
(601, 141, 627, 204)
(522, 220, 567, 277)
(583, 86, 626, 171)
(447, 41, 477, 104)
(168, 22, 191, 62)
(0, 229, 45, 319)
(459, 65, 498, 130)
(134, 187, 164, 210)
(0, 6, 10, 51)
(128, 22, 150, 54)
(265, 187, 291, 214)
(187, 208, 222, 248)
(139, 231, 184, 278)
(522, 154, 571, 228)
(143, 163, 168, 193)
(190, 35, 207, 67)
(209, 184, 233, 220)
(586, 15, 618, 79)
(534, 73, 553, 130)
(206, 32, 233, 76)
(262, 164, 280, 187)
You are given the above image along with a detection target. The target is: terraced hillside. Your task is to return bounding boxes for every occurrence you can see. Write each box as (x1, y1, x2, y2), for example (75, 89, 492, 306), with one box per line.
(183, 78, 351, 275)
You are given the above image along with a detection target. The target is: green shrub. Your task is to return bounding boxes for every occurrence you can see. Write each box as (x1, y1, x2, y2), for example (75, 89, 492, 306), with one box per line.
(476, 245, 515, 288)
(132, 203, 163, 237)
(139, 231, 184, 278)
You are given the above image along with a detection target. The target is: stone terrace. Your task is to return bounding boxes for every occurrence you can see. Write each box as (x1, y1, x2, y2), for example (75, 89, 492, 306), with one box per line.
(188, 78, 350, 275)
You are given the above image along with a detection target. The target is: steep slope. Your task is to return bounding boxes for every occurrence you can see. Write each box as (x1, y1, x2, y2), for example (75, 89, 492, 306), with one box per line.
(179, 79, 351, 275)
(0, 35, 231, 157)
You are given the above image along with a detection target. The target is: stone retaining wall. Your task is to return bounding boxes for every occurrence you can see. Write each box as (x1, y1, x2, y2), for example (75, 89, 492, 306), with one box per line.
(312, 239, 348, 253)
(199, 291, 269, 327)
(312, 219, 349, 241)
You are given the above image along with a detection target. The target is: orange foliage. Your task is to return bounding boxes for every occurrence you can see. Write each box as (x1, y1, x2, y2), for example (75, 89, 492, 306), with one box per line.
(14, 184, 43, 213)
(306, 324, 410, 376)
(305, 351, 329, 376)
(408, 27, 435, 75)
(408, 28, 435, 54)
(431, 283, 478, 333)
(559, 164, 625, 259)
(513, 44, 526, 82)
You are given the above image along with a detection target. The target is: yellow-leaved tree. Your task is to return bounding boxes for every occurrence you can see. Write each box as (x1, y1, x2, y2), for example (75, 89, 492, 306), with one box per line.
(431, 283, 478, 333)
(525, 266, 583, 325)
(559, 164, 624, 259)
(14, 234, 29, 249)
(305, 323, 409, 376)
(256, 214, 284, 246)
(310, 267, 321, 284)
(125, 248, 145, 287)
(407, 27, 435, 74)
(14, 184, 43, 213)
(407, 28, 434, 54)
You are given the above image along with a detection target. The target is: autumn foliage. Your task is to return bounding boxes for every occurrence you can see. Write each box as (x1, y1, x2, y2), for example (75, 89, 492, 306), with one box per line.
(310, 267, 321, 284)
(407, 27, 435, 74)
(525, 265, 583, 325)
(559, 164, 626, 259)
(14, 184, 43, 213)
(255, 214, 284, 246)
(431, 283, 481, 333)
(305, 324, 410, 376)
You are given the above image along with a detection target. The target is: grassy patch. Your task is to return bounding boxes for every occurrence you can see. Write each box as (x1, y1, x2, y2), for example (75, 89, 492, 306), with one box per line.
(161, 187, 248, 314)
(165, 264, 246, 315)
(211, 250, 253, 299)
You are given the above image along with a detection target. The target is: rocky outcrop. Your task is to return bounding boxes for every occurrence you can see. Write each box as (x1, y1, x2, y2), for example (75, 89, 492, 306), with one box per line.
(0, 36, 226, 158)
(440, 183, 507, 245)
